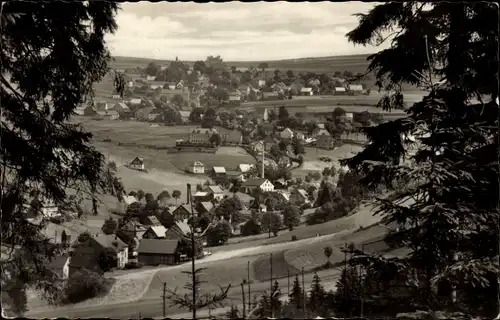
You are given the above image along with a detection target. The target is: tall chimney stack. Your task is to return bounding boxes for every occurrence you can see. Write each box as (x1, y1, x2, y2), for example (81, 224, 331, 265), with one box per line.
(261, 142, 265, 179)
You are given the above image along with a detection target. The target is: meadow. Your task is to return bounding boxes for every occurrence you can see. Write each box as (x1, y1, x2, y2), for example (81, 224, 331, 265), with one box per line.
(77, 118, 256, 194)
(110, 54, 373, 75)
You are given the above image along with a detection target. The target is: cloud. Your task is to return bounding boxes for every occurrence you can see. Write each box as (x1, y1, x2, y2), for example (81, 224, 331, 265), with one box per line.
(106, 2, 388, 61)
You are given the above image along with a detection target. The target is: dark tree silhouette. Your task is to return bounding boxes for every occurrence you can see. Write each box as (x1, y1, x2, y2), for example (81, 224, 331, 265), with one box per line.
(342, 2, 499, 318)
(1, 2, 120, 315)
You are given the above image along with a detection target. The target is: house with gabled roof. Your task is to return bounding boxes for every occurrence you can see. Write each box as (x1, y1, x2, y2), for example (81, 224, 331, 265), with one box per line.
(241, 178, 274, 193)
(137, 239, 179, 266)
(142, 225, 168, 240)
(279, 128, 294, 140)
(237, 164, 255, 173)
(300, 87, 314, 96)
(187, 161, 205, 174)
(205, 185, 225, 201)
(129, 157, 145, 171)
(129, 98, 142, 105)
(165, 220, 191, 241)
(290, 188, 310, 205)
(196, 201, 214, 215)
(172, 204, 195, 221)
(211, 166, 227, 177)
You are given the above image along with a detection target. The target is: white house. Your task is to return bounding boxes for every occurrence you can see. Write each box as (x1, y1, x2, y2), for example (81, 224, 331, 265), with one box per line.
(348, 84, 364, 92)
(123, 195, 138, 206)
(237, 164, 255, 173)
(345, 112, 354, 121)
(279, 128, 294, 140)
(112, 95, 121, 100)
(187, 161, 205, 174)
(146, 76, 156, 81)
(258, 79, 266, 87)
(334, 87, 346, 94)
(300, 87, 314, 96)
(241, 178, 275, 193)
(129, 98, 142, 105)
(129, 157, 145, 170)
(205, 185, 225, 201)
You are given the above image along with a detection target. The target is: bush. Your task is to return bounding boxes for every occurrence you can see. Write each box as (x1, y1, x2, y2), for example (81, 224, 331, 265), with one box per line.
(62, 269, 112, 304)
(124, 262, 143, 269)
(301, 202, 312, 210)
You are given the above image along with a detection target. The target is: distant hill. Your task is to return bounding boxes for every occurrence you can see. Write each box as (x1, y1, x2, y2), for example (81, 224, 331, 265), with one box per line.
(110, 53, 373, 74)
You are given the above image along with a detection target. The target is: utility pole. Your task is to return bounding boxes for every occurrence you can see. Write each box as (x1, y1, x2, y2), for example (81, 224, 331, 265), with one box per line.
(187, 184, 197, 319)
(157, 276, 167, 318)
(241, 282, 246, 319)
(270, 253, 273, 318)
(287, 269, 290, 296)
(302, 267, 306, 316)
(247, 261, 251, 311)
(360, 243, 365, 318)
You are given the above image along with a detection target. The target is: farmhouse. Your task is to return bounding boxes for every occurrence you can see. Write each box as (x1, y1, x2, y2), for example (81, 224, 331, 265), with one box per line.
(172, 205, 193, 221)
(142, 225, 168, 240)
(129, 98, 142, 105)
(205, 185, 225, 201)
(348, 84, 364, 92)
(212, 166, 227, 177)
(187, 161, 205, 174)
(241, 178, 275, 193)
(137, 239, 179, 266)
(290, 188, 310, 205)
(233, 192, 255, 208)
(334, 87, 347, 94)
(110, 102, 130, 113)
(146, 76, 156, 81)
(196, 201, 214, 214)
(300, 87, 314, 96)
(316, 134, 335, 150)
(129, 157, 145, 171)
(279, 128, 294, 140)
(165, 220, 191, 240)
(189, 128, 214, 144)
(237, 164, 255, 173)
(70, 234, 129, 274)
(140, 215, 161, 226)
(193, 191, 211, 202)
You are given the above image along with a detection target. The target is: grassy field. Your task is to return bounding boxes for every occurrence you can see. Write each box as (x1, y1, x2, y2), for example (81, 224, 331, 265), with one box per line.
(110, 54, 373, 75)
(77, 118, 256, 193)
(292, 144, 364, 178)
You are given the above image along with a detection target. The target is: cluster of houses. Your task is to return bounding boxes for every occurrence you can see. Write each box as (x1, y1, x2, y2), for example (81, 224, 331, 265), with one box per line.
(17, 173, 315, 281)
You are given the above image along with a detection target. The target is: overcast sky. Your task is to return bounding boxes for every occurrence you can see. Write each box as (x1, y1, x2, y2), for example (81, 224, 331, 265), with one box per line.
(106, 2, 386, 61)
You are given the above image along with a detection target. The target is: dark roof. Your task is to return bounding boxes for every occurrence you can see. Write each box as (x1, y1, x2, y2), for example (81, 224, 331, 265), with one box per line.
(69, 246, 100, 269)
(138, 239, 179, 255)
(233, 192, 254, 203)
(49, 255, 69, 272)
(242, 178, 267, 187)
(92, 234, 128, 252)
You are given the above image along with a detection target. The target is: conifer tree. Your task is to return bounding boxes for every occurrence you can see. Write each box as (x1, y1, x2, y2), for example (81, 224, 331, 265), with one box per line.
(342, 2, 498, 318)
(289, 275, 303, 310)
(307, 272, 326, 314)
